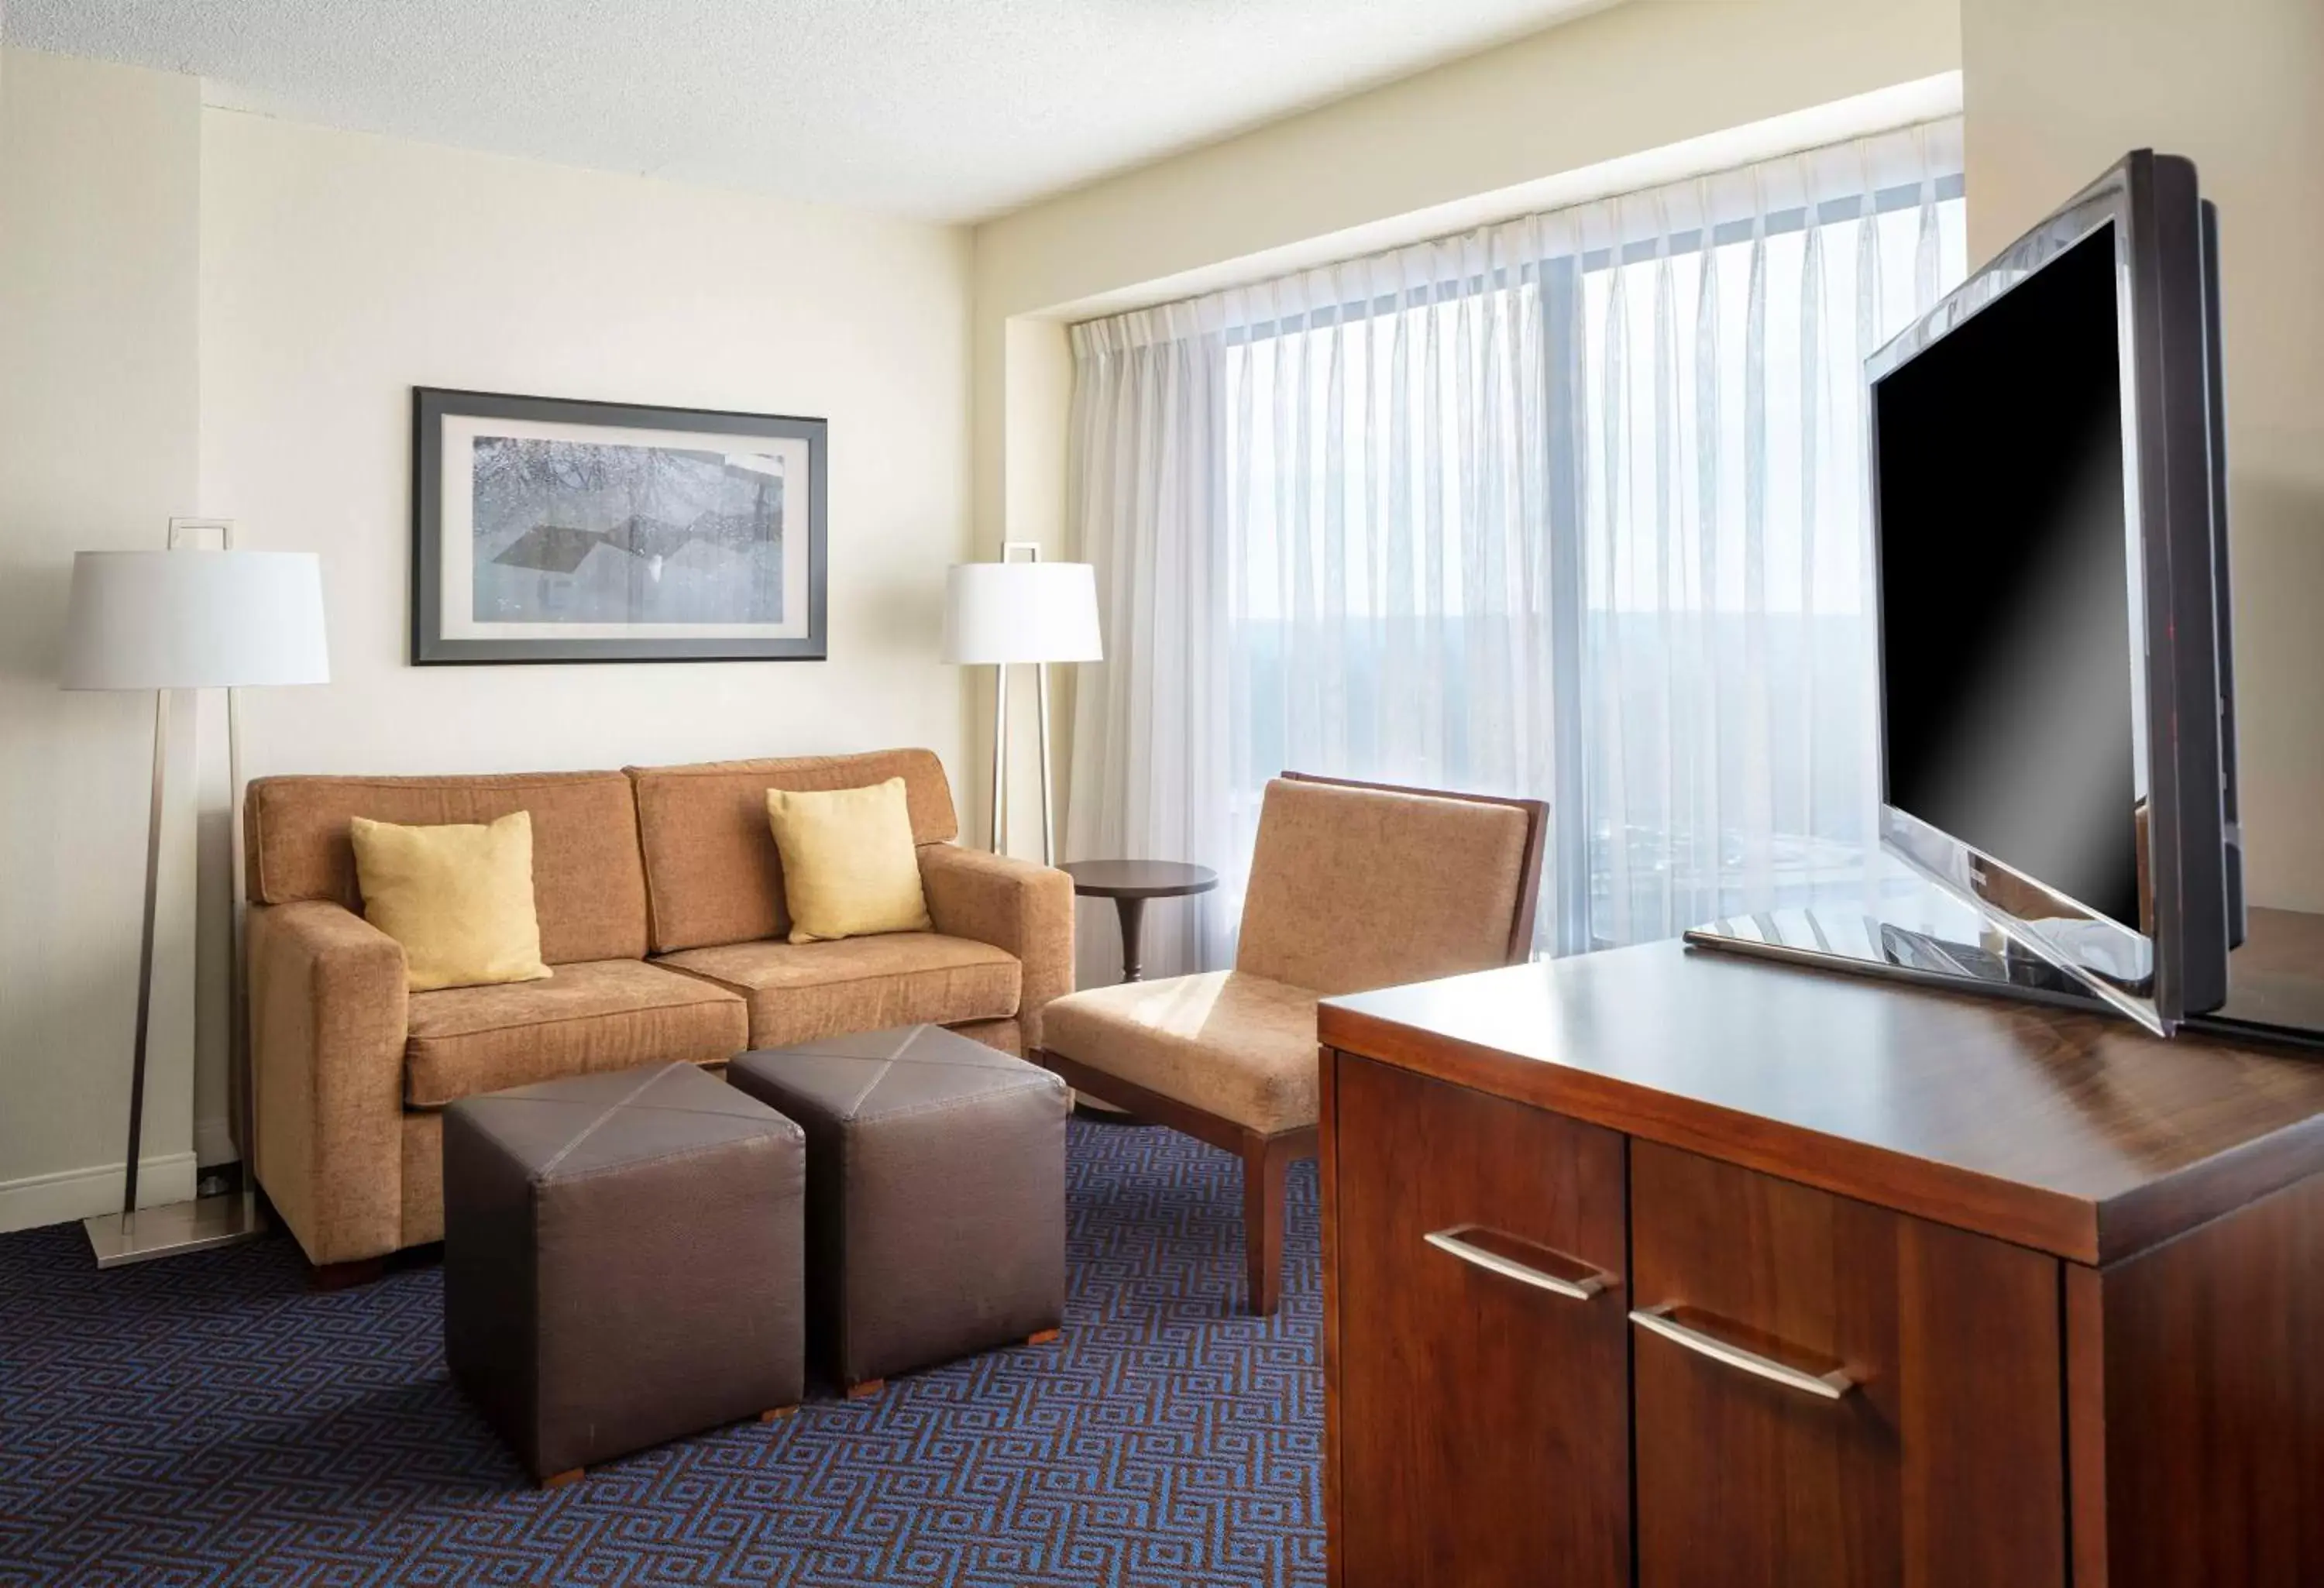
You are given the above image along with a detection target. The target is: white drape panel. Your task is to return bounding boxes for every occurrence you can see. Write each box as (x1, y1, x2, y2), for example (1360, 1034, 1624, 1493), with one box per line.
(1066, 121, 1965, 979)
(1573, 125, 1966, 949)
(1062, 302, 1235, 980)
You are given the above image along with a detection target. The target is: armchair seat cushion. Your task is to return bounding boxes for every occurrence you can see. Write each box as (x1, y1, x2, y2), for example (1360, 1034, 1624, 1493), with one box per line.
(404, 959, 748, 1108)
(1040, 970, 1320, 1136)
(656, 933, 1020, 1050)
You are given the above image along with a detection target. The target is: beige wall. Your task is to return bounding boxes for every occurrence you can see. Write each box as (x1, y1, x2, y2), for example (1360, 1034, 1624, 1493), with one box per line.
(1962, 0, 2324, 909)
(0, 50, 205, 1229)
(199, 110, 971, 785)
(968, 0, 1962, 858)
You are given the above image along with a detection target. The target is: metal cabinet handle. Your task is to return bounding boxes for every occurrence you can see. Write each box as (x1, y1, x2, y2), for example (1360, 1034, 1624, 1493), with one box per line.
(1424, 1224, 1609, 1301)
(1629, 1304, 1856, 1400)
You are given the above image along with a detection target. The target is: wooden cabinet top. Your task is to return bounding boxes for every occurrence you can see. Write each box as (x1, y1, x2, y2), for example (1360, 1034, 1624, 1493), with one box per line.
(1318, 940, 2324, 1264)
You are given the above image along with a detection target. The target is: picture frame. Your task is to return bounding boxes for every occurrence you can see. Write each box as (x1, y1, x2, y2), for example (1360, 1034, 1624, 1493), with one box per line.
(411, 387, 828, 664)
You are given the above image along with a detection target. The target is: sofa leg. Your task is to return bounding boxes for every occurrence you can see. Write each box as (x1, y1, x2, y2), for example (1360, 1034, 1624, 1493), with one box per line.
(308, 1256, 385, 1292)
(1241, 1131, 1286, 1318)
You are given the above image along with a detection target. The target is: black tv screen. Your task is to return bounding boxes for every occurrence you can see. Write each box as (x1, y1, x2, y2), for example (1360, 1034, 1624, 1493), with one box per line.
(1874, 223, 2141, 928)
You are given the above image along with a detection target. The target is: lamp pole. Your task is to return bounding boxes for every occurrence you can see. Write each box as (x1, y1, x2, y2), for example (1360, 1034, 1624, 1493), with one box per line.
(994, 541, 1060, 865)
(118, 689, 170, 1221)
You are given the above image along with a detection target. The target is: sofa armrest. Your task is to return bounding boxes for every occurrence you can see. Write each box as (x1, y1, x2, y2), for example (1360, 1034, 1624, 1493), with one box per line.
(248, 900, 409, 1267)
(918, 844, 1074, 1047)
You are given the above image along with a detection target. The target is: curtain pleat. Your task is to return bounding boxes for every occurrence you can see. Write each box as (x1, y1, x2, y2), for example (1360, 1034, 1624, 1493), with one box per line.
(1065, 119, 1965, 975)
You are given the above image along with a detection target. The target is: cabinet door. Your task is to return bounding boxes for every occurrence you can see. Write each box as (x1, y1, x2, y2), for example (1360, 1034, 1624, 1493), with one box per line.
(1629, 1141, 2065, 1588)
(1329, 1054, 1629, 1588)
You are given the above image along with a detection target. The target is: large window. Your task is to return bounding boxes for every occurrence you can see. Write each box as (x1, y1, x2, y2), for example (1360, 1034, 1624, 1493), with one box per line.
(1067, 122, 1966, 975)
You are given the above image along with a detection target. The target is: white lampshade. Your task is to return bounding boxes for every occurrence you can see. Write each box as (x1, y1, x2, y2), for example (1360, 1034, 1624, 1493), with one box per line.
(61, 550, 330, 690)
(943, 561, 1102, 665)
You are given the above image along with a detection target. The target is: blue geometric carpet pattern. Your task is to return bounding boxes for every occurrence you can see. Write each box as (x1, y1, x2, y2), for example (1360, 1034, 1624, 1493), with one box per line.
(0, 1121, 1323, 1586)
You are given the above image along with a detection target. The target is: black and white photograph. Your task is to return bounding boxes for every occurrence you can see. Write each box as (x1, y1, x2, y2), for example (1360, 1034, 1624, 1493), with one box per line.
(411, 388, 827, 663)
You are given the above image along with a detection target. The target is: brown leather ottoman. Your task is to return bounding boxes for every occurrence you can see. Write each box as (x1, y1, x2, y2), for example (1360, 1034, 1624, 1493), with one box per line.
(725, 1024, 1067, 1395)
(442, 1061, 805, 1485)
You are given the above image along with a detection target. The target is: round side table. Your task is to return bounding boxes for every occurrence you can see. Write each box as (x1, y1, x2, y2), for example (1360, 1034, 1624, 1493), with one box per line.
(1060, 860, 1219, 984)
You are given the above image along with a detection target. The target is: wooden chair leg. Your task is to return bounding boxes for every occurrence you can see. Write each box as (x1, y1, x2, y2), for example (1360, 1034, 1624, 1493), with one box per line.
(1242, 1130, 1287, 1317)
(308, 1256, 384, 1292)
(1040, 1044, 1314, 1317)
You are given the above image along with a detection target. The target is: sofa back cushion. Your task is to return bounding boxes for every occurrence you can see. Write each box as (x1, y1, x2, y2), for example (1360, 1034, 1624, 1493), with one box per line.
(628, 750, 958, 953)
(245, 771, 648, 965)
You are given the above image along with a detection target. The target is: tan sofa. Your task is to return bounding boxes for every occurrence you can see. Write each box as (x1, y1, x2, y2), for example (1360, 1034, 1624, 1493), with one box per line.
(245, 748, 1072, 1274)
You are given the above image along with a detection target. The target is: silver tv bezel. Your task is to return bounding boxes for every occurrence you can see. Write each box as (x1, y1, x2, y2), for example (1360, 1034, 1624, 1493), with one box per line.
(1862, 152, 2226, 1037)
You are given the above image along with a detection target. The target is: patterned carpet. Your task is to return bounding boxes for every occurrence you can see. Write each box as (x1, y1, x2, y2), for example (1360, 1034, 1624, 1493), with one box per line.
(0, 1120, 1323, 1586)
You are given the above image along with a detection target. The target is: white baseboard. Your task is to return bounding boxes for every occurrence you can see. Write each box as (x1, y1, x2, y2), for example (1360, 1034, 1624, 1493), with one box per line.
(194, 1115, 239, 1170)
(0, 1152, 200, 1236)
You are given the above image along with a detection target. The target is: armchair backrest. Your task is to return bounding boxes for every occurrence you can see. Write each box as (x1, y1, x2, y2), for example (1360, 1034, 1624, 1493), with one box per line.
(1233, 773, 1547, 997)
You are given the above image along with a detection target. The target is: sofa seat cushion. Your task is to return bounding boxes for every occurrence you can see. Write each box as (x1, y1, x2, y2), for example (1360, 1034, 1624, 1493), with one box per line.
(1039, 970, 1320, 1136)
(404, 959, 748, 1108)
(655, 933, 1019, 1050)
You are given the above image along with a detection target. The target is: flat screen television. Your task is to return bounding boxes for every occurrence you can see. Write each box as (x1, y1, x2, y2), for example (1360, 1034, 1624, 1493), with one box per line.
(1865, 150, 2240, 1035)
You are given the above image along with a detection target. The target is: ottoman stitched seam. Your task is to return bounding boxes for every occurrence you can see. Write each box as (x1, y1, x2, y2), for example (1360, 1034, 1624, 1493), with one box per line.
(847, 1081, 1067, 1129)
(536, 1132, 804, 1186)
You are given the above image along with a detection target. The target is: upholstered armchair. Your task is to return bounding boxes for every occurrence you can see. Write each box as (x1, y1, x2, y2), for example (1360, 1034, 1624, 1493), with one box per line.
(1034, 773, 1547, 1314)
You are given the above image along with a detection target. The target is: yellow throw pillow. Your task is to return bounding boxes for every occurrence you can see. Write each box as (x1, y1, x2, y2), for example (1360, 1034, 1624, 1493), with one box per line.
(766, 777, 933, 944)
(348, 810, 553, 992)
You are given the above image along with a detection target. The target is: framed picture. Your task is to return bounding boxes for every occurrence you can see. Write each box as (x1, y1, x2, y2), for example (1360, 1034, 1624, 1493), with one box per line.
(411, 387, 827, 664)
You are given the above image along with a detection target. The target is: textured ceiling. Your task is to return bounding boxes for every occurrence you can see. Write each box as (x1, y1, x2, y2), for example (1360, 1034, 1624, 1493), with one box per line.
(4, 0, 1607, 221)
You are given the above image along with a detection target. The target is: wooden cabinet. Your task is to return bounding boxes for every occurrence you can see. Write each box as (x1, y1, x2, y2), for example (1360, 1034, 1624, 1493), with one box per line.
(1628, 1142, 2064, 1588)
(1330, 1055, 1628, 1588)
(1318, 942, 2324, 1588)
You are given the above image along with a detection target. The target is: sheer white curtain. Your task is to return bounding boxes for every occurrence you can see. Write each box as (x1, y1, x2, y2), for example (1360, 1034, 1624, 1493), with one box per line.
(1570, 125, 1967, 949)
(1061, 301, 1235, 979)
(1065, 121, 1965, 978)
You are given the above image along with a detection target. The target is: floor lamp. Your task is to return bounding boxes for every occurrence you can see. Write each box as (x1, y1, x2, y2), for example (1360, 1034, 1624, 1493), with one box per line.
(943, 545, 1102, 862)
(61, 548, 330, 1267)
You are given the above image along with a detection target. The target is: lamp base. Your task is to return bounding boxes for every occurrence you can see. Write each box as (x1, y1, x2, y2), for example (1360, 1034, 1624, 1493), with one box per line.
(85, 1190, 266, 1269)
